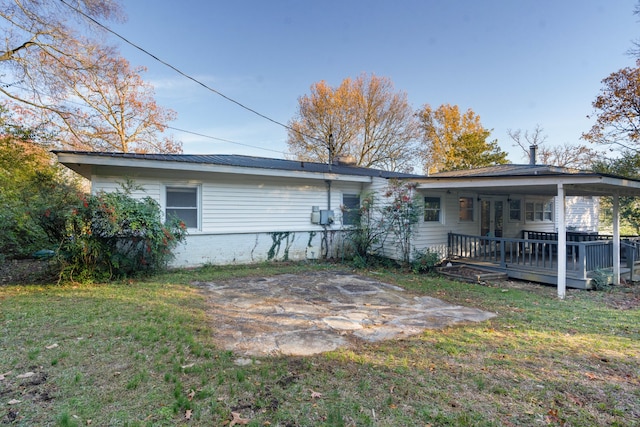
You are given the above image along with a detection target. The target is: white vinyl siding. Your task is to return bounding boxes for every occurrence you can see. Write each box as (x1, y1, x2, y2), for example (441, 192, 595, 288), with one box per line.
(564, 196, 599, 232)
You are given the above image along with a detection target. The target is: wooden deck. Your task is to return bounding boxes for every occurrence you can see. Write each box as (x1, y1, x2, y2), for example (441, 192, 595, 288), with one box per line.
(447, 232, 640, 289)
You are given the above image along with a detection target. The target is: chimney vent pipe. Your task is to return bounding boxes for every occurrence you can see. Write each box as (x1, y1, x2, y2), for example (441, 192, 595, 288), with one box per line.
(529, 145, 537, 165)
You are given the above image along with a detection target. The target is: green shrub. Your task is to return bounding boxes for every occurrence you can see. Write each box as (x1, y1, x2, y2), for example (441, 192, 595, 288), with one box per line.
(57, 185, 187, 282)
(411, 248, 442, 274)
(0, 137, 82, 259)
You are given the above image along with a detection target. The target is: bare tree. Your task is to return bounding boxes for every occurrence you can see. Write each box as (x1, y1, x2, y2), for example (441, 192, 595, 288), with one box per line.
(1, 0, 122, 107)
(43, 44, 180, 153)
(1, 0, 180, 153)
(287, 74, 419, 172)
(508, 125, 597, 169)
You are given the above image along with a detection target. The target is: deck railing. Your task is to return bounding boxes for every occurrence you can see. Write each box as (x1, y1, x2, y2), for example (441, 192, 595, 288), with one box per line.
(447, 232, 617, 280)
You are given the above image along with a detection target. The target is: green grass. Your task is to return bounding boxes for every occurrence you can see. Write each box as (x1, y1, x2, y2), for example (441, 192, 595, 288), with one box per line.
(1, 262, 639, 426)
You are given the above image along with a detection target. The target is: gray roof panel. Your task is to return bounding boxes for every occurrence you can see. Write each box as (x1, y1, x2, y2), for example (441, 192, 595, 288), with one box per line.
(52, 151, 425, 179)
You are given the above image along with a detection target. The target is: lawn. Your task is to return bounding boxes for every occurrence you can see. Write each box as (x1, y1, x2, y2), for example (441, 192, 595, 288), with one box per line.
(1, 262, 639, 426)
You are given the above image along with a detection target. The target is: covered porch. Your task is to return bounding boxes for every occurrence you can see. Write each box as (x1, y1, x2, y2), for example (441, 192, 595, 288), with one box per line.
(415, 164, 640, 298)
(447, 231, 640, 289)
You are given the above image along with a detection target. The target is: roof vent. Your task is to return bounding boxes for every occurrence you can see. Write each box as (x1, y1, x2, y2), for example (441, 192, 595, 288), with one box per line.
(529, 145, 537, 165)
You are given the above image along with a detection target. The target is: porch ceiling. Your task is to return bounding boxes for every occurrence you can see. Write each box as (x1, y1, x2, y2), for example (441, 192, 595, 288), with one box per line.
(414, 174, 640, 197)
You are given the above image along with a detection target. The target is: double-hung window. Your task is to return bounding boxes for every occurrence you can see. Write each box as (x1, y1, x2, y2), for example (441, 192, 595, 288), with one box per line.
(509, 200, 521, 221)
(166, 186, 199, 229)
(525, 200, 553, 222)
(459, 196, 474, 222)
(342, 194, 361, 226)
(424, 197, 441, 222)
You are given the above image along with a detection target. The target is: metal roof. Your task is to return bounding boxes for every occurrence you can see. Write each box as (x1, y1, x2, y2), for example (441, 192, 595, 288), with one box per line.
(429, 164, 589, 178)
(52, 150, 424, 179)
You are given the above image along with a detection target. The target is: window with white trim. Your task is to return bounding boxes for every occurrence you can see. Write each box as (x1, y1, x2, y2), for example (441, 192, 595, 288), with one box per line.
(166, 186, 199, 229)
(424, 196, 441, 222)
(459, 196, 474, 222)
(525, 200, 553, 222)
(509, 200, 521, 221)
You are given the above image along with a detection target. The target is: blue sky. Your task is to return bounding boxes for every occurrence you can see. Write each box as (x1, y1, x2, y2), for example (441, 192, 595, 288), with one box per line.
(111, 1, 638, 166)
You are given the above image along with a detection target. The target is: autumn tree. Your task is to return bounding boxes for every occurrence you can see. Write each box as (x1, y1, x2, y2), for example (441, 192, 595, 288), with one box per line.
(1, 0, 180, 153)
(1, 0, 121, 107)
(508, 125, 598, 169)
(592, 152, 640, 234)
(44, 44, 180, 153)
(418, 104, 507, 174)
(287, 74, 420, 172)
(582, 64, 640, 152)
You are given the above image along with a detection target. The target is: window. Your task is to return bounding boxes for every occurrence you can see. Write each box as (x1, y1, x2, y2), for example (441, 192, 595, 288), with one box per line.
(459, 197, 474, 221)
(525, 199, 553, 222)
(509, 200, 521, 221)
(424, 196, 441, 222)
(166, 186, 198, 229)
(342, 194, 360, 226)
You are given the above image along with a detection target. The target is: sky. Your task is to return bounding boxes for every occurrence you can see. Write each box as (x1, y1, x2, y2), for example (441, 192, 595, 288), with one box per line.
(108, 0, 639, 168)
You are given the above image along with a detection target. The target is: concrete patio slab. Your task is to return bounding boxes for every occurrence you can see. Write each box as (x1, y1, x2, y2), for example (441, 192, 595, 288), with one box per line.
(193, 270, 496, 356)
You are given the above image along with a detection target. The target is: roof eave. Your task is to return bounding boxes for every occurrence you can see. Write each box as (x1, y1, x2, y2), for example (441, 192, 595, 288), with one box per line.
(55, 152, 375, 183)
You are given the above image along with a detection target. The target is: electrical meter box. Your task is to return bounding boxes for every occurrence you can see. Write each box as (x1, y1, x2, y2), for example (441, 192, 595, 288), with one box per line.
(319, 209, 334, 225)
(310, 206, 320, 224)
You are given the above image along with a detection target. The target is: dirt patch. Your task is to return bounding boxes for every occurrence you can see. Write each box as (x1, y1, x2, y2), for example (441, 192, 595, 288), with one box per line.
(0, 259, 57, 285)
(0, 368, 56, 424)
(438, 265, 507, 283)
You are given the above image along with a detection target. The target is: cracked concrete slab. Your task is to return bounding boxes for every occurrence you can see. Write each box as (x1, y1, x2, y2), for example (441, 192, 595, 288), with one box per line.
(193, 270, 496, 356)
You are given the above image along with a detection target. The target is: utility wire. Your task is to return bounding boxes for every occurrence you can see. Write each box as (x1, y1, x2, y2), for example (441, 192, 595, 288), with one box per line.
(166, 126, 286, 154)
(1, 80, 287, 155)
(57, 0, 325, 146)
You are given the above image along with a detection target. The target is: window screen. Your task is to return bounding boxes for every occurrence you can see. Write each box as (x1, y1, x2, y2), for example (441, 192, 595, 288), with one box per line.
(424, 197, 441, 222)
(166, 187, 198, 228)
(342, 194, 360, 226)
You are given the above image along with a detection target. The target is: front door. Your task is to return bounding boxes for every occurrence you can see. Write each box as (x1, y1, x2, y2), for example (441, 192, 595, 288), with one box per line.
(480, 199, 504, 238)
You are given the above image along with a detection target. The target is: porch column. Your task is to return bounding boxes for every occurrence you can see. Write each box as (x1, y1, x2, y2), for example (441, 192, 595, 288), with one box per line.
(557, 183, 566, 299)
(613, 193, 620, 285)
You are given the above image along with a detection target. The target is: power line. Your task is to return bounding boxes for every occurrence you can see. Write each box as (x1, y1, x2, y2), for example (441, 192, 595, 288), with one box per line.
(1, 80, 286, 155)
(57, 0, 325, 147)
(167, 126, 286, 154)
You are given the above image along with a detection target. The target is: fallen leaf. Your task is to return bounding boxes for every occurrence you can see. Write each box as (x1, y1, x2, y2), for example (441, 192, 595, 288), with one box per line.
(566, 393, 584, 407)
(45, 343, 59, 349)
(181, 363, 195, 369)
(185, 409, 192, 420)
(187, 389, 196, 401)
(585, 372, 598, 380)
(311, 392, 323, 399)
(229, 412, 249, 426)
(16, 372, 35, 379)
(8, 399, 21, 405)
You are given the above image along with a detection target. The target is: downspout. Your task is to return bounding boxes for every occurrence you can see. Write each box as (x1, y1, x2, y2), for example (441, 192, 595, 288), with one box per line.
(325, 180, 331, 210)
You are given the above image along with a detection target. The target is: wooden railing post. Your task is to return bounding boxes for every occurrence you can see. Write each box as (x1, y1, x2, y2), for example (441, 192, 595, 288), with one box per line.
(499, 239, 506, 267)
(578, 242, 587, 280)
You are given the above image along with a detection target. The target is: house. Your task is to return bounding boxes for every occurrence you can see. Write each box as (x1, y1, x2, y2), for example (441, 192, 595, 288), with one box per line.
(53, 151, 421, 267)
(54, 150, 640, 298)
